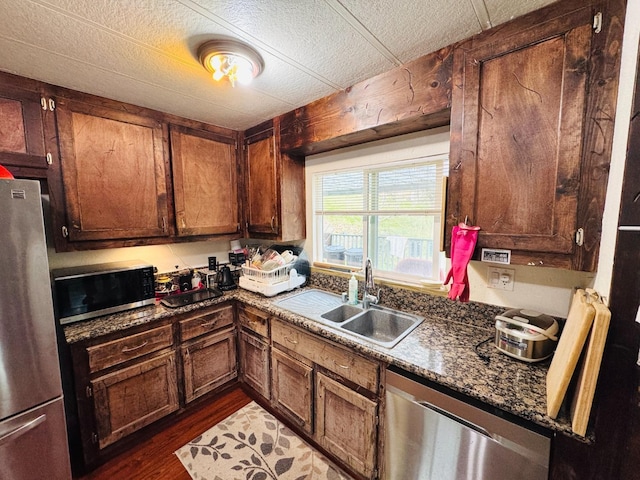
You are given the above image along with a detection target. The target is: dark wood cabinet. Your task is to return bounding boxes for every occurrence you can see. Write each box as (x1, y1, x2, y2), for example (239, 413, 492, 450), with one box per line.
(75, 323, 178, 458)
(244, 119, 305, 241)
(169, 125, 240, 237)
(270, 318, 380, 478)
(91, 351, 179, 449)
(178, 304, 237, 403)
(316, 372, 377, 479)
(271, 346, 314, 434)
(447, 4, 622, 271)
(54, 97, 171, 242)
(239, 330, 270, 399)
(181, 327, 237, 403)
(237, 304, 271, 399)
(0, 82, 48, 179)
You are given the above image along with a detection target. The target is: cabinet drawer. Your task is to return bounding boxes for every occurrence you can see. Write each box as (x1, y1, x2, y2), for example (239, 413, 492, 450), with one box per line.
(238, 304, 269, 338)
(272, 319, 378, 392)
(87, 324, 173, 373)
(179, 304, 234, 342)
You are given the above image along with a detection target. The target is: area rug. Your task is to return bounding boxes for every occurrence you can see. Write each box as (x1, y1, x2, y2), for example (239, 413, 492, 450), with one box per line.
(175, 401, 352, 480)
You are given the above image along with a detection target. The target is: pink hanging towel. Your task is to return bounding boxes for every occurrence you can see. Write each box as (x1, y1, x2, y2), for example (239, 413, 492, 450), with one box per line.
(444, 223, 480, 302)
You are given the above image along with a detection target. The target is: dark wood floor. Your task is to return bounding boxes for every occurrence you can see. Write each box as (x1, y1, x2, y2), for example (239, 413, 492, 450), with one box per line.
(76, 386, 252, 480)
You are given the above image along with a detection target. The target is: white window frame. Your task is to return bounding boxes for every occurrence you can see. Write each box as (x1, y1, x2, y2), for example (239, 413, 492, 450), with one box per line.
(305, 127, 450, 284)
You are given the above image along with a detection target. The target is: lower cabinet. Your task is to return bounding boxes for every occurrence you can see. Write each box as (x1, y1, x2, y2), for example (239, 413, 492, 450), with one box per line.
(181, 327, 237, 403)
(91, 350, 179, 449)
(238, 304, 271, 400)
(271, 347, 314, 434)
(69, 303, 237, 471)
(316, 372, 378, 479)
(270, 318, 381, 479)
(239, 330, 271, 399)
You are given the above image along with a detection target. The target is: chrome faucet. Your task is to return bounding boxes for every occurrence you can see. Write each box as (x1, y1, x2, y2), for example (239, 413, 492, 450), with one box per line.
(363, 258, 380, 309)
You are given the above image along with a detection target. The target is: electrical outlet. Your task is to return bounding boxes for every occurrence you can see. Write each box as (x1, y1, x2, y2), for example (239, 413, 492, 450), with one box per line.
(487, 267, 515, 291)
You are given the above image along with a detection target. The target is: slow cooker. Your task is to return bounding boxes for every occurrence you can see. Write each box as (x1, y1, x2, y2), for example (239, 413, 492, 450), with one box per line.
(495, 308, 559, 362)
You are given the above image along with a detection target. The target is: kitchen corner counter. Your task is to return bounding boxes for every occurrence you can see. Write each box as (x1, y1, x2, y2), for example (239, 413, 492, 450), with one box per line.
(63, 285, 580, 440)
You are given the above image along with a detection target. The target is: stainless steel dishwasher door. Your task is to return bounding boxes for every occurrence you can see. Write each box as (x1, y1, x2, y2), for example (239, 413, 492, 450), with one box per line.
(385, 370, 551, 480)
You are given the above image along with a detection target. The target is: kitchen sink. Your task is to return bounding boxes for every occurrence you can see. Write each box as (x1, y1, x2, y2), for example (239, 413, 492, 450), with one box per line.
(321, 304, 363, 323)
(274, 289, 423, 348)
(340, 308, 421, 348)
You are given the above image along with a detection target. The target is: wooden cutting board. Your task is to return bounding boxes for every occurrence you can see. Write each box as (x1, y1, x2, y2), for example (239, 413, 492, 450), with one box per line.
(570, 292, 611, 436)
(546, 289, 595, 418)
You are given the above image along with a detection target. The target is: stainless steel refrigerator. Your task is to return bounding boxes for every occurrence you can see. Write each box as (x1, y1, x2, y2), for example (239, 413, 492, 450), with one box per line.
(0, 179, 72, 479)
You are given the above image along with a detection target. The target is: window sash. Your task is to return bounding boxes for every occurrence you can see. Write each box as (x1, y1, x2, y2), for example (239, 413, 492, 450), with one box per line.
(313, 157, 447, 283)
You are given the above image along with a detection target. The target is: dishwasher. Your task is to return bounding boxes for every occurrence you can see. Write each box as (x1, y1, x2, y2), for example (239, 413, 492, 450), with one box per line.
(385, 368, 551, 480)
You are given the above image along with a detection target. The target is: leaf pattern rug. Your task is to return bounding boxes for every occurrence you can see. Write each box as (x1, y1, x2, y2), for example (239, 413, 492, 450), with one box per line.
(175, 401, 353, 480)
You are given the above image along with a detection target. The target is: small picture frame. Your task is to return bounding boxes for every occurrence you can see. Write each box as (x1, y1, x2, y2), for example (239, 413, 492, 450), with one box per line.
(481, 248, 511, 265)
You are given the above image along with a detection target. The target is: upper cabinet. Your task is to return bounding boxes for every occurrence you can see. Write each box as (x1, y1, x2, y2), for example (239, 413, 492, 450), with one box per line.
(447, 2, 624, 271)
(169, 125, 240, 237)
(54, 97, 171, 243)
(0, 80, 48, 179)
(244, 119, 305, 241)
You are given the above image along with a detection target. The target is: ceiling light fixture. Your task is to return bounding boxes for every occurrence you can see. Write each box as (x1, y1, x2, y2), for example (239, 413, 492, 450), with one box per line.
(197, 39, 264, 87)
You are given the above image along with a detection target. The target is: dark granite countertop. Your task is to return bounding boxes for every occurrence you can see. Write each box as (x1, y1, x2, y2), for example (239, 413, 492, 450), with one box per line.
(63, 282, 578, 439)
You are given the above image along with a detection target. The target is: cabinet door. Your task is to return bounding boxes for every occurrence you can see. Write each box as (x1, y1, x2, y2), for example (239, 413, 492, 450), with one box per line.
(0, 84, 47, 178)
(55, 98, 170, 241)
(91, 351, 179, 449)
(246, 132, 279, 235)
(181, 327, 237, 403)
(316, 372, 377, 479)
(239, 329, 270, 400)
(449, 9, 593, 264)
(271, 347, 313, 434)
(170, 125, 240, 236)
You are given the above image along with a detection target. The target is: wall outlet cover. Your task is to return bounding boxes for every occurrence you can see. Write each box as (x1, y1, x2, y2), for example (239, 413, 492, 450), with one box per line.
(487, 267, 515, 291)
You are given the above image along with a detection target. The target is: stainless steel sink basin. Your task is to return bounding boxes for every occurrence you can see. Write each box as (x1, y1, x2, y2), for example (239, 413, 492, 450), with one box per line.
(321, 304, 363, 323)
(340, 308, 421, 348)
(274, 289, 423, 348)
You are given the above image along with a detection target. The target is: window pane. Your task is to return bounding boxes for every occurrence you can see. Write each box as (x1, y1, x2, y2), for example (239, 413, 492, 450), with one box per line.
(312, 154, 448, 283)
(372, 164, 441, 211)
(369, 215, 437, 278)
(317, 171, 364, 212)
(318, 215, 364, 266)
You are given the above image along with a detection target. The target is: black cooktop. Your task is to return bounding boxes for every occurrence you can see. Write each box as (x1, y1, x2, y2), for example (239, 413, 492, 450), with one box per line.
(160, 288, 224, 308)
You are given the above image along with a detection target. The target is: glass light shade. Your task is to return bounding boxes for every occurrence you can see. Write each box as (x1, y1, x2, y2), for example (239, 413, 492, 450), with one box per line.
(198, 39, 264, 87)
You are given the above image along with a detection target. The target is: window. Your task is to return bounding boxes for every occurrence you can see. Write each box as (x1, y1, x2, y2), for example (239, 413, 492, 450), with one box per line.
(306, 129, 449, 284)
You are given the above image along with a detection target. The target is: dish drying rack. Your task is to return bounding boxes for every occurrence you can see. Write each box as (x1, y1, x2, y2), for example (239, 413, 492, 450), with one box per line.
(239, 263, 306, 297)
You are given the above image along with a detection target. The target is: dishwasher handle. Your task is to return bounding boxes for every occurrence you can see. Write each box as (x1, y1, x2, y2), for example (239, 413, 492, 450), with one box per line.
(419, 400, 493, 439)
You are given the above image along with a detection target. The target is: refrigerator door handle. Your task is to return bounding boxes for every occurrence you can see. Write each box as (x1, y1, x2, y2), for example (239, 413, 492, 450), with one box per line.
(0, 414, 46, 447)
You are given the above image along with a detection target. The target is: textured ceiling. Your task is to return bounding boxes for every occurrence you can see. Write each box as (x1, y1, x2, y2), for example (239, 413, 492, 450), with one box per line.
(0, 0, 556, 131)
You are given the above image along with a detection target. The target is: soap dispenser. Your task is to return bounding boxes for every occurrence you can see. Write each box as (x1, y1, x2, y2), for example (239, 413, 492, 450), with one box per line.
(348, 274, 358, 305)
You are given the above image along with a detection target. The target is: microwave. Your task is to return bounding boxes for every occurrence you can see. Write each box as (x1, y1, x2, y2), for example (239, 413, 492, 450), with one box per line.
(52, 260, 156, 325)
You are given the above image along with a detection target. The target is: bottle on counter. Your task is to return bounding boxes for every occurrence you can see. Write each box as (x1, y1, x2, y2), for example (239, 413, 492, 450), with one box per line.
(348, 274, 358, 305)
